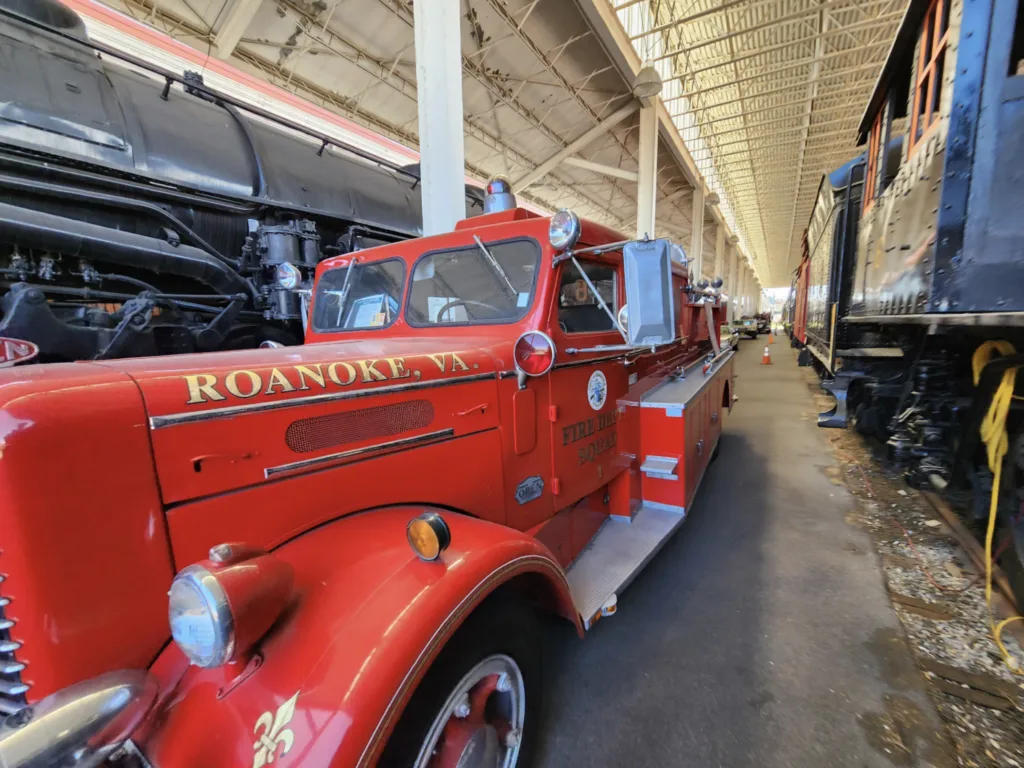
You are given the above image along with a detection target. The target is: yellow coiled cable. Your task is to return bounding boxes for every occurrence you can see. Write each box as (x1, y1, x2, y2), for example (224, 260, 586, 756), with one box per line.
(971, 340, 1023, 674)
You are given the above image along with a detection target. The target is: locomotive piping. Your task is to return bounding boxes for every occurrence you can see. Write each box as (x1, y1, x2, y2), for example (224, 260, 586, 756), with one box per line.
(0, 172, 238, 268)
(0, 201, 252, 298)
(0, 153, 258, 216)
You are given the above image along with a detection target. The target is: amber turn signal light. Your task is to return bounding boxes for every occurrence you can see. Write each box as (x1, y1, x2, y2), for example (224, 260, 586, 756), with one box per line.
(407, 512, 451, 561)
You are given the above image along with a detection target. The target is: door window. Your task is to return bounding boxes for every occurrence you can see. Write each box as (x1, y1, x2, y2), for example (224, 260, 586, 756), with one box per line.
(312, 258, 405, 332)
(557, 260, 618, 334)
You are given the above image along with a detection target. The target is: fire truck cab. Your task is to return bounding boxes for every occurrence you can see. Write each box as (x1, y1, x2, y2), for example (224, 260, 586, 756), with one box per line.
(0, 179, 734, 768)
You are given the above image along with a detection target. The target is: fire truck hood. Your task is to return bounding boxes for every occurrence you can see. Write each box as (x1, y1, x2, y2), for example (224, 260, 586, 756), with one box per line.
(100, 336, 504, 422)
(93, 337, 506, 516)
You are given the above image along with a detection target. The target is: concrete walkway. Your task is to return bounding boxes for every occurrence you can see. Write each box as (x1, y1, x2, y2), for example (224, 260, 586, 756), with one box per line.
(536, 339, 952, 767)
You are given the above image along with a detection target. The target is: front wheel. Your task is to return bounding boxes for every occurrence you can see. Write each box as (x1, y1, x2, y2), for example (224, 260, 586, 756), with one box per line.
(379, 596, 541, 768)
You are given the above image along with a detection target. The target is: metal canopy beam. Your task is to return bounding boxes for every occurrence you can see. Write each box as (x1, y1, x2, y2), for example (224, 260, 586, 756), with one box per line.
(630, 0, 754, 41)
(690, 125, 855, 154)
(214, 0, 262, 59)
(511, 101, 639, 192)
(678, 62, 881, 116)
(698, 113, 858, 141)
(650, 0, 852, 63)
(661, 187, 693, 205)
(678, 84, 877, 127)
(673, 11, 905, 84)
(785, 4, 828, 265)
(563, 156, 638, 182)
(665, 43, 890, 103)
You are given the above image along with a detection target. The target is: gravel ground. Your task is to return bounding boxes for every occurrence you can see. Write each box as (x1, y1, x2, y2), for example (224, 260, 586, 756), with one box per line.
(806, 369, 1024, 768)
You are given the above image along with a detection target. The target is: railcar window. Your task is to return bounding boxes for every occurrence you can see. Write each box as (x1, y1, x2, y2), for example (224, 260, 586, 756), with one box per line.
(1011, 0, 1024, 75)
(864, 111, 882, 211)
(312, 258, 405, 332)
(406, 239, 539, 326)
(909, 0, 951, 154)
(865, 96, 894, 212)
(557, 260, 618, 334)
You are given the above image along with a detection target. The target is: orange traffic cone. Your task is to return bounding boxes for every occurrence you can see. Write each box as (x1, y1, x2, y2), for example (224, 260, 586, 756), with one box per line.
(769, 329, 775, 344)
(761, 346, 772, 365)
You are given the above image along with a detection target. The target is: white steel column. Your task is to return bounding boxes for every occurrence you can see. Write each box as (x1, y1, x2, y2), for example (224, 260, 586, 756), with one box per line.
(714, 222, 725, 289)
(414, 0, 466, 235)
(739, 264, 748, 316)
(636, 102, 658, 239)
(689, 184, 705, 281)
(728, 240, 739, 322)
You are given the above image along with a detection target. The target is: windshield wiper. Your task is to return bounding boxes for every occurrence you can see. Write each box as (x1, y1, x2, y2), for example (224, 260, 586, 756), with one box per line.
(473, 235, 516, 298)
(326, 256, 359, 327)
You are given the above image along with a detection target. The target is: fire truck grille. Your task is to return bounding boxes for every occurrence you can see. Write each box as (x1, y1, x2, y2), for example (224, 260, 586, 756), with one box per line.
(285, 400, 435, 453)
(0, 574, 28, 715)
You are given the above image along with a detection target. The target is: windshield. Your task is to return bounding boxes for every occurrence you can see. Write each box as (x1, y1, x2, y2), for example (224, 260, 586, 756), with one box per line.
(407, 238, 540, 326)
(312, 258, 405, 332)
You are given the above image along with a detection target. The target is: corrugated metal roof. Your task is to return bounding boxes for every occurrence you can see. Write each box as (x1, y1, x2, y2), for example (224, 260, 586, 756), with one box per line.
(87, 0, 903, 286)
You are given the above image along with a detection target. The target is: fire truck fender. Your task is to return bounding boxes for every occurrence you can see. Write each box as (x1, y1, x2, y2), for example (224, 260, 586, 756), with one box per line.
(142, 505, 581, 768)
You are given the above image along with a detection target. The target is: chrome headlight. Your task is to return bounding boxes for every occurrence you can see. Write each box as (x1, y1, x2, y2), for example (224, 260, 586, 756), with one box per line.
(548, 209, 581, 251)
(168, 565, 235, 668)
(274, 262, 302, 291)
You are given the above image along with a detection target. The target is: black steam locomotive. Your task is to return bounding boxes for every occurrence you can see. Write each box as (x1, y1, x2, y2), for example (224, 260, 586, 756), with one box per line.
(792, 0, 1024, 585)
(0, 0, 482, 361)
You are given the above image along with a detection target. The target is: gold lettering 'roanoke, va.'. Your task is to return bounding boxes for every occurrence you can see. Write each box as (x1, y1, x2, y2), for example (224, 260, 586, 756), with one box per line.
(182, 353, 473, 405)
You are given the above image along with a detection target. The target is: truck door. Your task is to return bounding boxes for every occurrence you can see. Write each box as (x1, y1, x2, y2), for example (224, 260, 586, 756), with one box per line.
(546, 256, 630, 508)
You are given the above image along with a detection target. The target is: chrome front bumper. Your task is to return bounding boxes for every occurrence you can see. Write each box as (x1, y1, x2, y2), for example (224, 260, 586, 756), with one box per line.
(0, 670, 157, 768)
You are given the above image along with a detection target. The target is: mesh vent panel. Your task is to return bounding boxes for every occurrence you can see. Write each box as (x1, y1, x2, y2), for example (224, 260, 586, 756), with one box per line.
(286, 400, 435, 453)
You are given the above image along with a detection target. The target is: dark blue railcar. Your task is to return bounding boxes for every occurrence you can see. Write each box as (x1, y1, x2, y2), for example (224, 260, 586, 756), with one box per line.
(814, 0, 1024, 592)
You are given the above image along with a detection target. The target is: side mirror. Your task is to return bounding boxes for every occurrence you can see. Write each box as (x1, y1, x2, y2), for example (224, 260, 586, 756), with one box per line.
(622, 239, 676, 347)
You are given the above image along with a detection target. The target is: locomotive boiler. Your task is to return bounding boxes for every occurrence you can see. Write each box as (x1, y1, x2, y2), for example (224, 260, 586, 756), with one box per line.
(0, 0, 482, 361)
(794, 0, 1024, 591)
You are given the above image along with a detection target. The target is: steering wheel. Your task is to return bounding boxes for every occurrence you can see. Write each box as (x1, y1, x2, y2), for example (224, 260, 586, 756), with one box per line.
(435, 299, 501, 323)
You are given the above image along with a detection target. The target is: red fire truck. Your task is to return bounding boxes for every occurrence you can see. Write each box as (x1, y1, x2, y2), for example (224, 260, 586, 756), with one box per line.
(0, 179, 734, 767)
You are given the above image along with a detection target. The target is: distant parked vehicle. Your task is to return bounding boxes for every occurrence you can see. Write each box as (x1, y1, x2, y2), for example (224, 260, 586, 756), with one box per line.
(733, 317, 759, 339)
(720, 323, 740, 350)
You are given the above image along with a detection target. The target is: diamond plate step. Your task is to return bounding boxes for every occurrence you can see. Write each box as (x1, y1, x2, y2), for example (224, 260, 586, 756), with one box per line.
(566, 503, 686, 629)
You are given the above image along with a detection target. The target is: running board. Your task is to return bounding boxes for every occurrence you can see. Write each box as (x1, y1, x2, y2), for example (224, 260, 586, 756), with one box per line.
(566, 503, 686, 629)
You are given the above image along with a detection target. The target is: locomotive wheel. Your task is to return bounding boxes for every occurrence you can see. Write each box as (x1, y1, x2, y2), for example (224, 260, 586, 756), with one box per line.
(379, 596, 541, 768)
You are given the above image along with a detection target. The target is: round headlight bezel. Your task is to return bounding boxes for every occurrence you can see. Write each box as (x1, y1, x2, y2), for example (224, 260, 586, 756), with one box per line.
(548, 209, 581, 251)
(168, 564, 235, 668)
(274, 262, 303, 291)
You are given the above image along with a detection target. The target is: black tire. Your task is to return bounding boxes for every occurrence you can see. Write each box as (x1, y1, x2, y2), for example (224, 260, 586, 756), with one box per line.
(378, 594, 542, 767)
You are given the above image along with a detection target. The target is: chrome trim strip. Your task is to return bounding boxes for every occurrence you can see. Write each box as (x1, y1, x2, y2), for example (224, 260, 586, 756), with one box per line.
(264, 428, 456, 479)
(552, 350, 640, 371)
(149, 373, 495, 429)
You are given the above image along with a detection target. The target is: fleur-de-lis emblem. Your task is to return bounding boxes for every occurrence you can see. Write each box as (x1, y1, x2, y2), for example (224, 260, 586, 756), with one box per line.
(252, 692, 299, 768)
